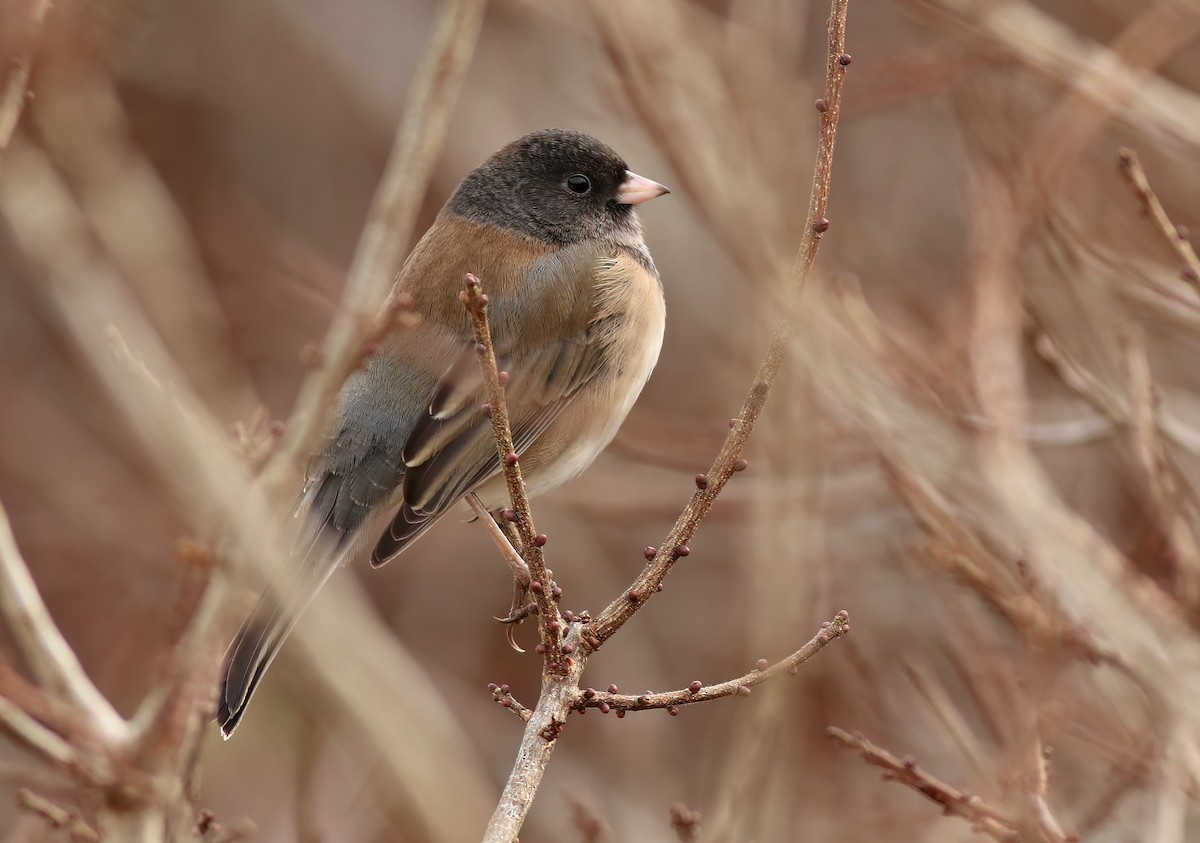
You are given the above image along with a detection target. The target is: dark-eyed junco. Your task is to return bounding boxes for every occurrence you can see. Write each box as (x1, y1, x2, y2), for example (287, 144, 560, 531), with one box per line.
(217, 128, 669, 737)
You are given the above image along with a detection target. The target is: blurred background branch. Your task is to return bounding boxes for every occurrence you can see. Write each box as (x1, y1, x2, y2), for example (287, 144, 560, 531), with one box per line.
(1, 0, 1200, 839)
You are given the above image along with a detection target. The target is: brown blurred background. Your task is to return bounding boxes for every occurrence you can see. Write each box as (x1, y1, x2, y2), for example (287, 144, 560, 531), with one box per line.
(3, 0, 1200, 840)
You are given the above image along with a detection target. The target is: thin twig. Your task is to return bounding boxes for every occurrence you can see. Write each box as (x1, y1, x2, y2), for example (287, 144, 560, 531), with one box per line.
(483, 3, 853, 837)
(0, 0, 51, 162)
(260, 0, 487, 504)
(461, 274, 563, 666)
(0, 504, 127, 742)
(587, 0, 851, 647)
(488, 685, 533, 724)
(1031, 327, 1200, 458)
(1117, 147, 1200, 294)
(579, 612, 848, 714)
(826, 727, 1023, 841)
(14, 789, 99, 842)
(0, 695, 79, 773)
(1118, 325, 1200, 607)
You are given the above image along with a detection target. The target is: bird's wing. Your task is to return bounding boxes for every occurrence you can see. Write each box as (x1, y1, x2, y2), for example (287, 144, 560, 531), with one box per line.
(370, 243, 621, 565)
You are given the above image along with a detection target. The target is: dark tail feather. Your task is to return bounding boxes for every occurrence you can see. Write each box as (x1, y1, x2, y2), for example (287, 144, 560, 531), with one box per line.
(216, 593, 289, 738)
(217, 514, 344, 738)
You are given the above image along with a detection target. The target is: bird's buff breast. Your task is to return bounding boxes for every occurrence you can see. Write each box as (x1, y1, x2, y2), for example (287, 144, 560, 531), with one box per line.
(474, 265, 665, 509)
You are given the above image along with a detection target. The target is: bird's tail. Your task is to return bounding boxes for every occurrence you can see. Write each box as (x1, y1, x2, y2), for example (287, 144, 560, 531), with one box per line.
(216, 529, 343, 739)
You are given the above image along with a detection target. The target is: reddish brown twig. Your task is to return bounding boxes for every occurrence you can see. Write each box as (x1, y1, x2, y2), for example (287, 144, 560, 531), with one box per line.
(488, 683, 533, 724)
(826, 728, 1027, 841)
(588, 0, 852, 648)
(14, 788, 99, 842)
(579, 612, 848, 714)
(1117, 147, 1200, 295)
(461, 274, 563, 667)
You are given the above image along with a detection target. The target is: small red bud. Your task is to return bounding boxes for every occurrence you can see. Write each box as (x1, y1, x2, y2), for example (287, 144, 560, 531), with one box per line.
(756, 659, 769, 671)
(737, 686, 751, 697)
(503, 509, 518, 522)
(534, 534, 548, 547)
(497, 370, 510, 386)
(839, 53, 852, 65)
(644, 546, 657, 560)
(675, 545, 690, 558)
(607, 684, 619, 693)
(668, 706, 679, 716)
(814, 98, 829, 113)
(695, 474, 708, 490)
(814, 217, 830, 233)
(599, 702, 611, 714)
(535, 643, 546, 654)
(733, 458, 748, 472)
(688, 681, 702, 693)
(504, 452, 519, 466)
(530, 581, 543, 594)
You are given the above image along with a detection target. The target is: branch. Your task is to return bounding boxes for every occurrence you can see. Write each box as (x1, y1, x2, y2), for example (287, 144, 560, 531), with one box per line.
(827, 728, 1028, 842)
(483, 628, 587, 843)
(0, 695, 79, 773)
(488, 683, 533, 724)
(579, 612, 848, 714)
(461, 275, 564, 667)
(260, 0, 487, 503)
(588, 0, 852, 647)
(1117, 147, 1200, 295)
(14, 788, 100, 842)
(1118, 325, 1200, 607)
(0, 504, 127, 742)
(483, 2, 854, 836)
(0, 0, 50, 162)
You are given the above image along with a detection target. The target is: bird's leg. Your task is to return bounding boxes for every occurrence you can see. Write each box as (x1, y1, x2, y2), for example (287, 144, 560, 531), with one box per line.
(467, 494, 532, 651)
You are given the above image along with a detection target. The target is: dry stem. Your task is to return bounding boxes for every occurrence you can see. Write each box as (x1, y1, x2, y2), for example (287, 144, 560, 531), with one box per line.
(260, 0, 487, 504)
(580, 612, 848, 714)
(588, 0, 851, 647)
(0, 505, 127, 743)
(14, 788, 100, 842)
(1116, 147, 1200, 295)
(481, 0, 853, 838)
(827, 727, 1033, 842)
(461, 274, 563, 666)
(1118, 325, 1200, 607)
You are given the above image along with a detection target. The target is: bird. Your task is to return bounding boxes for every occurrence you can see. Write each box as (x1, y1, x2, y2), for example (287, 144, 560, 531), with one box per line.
(217, 128, 670, 737)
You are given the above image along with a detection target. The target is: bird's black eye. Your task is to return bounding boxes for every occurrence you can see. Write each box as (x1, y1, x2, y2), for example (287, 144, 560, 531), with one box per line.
(565, 174, 591, 194)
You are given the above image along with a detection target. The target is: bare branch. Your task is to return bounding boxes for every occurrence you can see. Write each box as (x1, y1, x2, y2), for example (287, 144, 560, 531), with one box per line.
(579, 612, 849, 714)
(260, 0, 488, 503)
(0, 0, 50, 161)
(462, 274, 563, 665)
(1117, 147, 1200, 293)
(0, 696, 79, 774)
(483, 629, 587, 843)
(0, 504, 127, 742)
(827, 727, 1027, 842)
(588, 0, 852, 647)
(487, 684, 533, 724)
(1118, 325, 1200, 605)
(14, 788, 99, 842)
